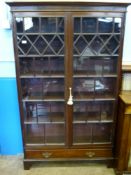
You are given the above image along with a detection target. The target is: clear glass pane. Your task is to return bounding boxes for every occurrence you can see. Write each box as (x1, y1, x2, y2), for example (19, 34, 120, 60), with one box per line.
(20, 58, 34, 75)
(82, 18, 97, 33)
(73, 35, 95, 56)
(23, 102, 65, 123)
(34, 36, 48, 54)
(50, 35, 64, 54)
(73, 101, 101, 122)
(20, 57, 65, 76)
(73, 101, 114, 122)
(74, 57, 113, 75)
(93, 123, 112, 143)
(24, 17, 39, 33)
(74, 18, 81, 33)
(73, 77, 116, 99)
(41, 18, 56, 33)
(74, 36, 87, 54)
(95, 77, 116, 98)
(73, 78, 95, 99)
(25, 124, 44, 144)
(73, 102, 87, 122)
(24, 102, 37, 123)
(101, 101, 114, 121)
(106, 35, 120, 54)
(18, 35, 32, 55)
(103, 57, 117, 74)
(32, 34, 64, 55)
(26, 35, 38, 55)
(18, 17, 65, 56)
(38, 102, 65, 123)
(73, 57, 88, 74)
(21, 78, 64, 99)
(90, 36, 103, 54)
(21, 78, 43, 99)
(98, 18, 113, 33)
(16, 18, 23, 33)
(114, 18, 121, 33)
(19, 57, 65, 75)
(73, 32, 120, 56)
(45, 124, 65, 144)
(43, 78, 64, 99)
(25, 124, 65, 145)
(50, 57, 64, 75)
(73, 124, 92, 144)
(57, 17, 64, 33)
(35, 57, 49, 75)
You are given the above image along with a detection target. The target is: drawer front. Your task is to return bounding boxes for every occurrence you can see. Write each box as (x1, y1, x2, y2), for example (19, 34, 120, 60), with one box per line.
(25, 149, 112, 159)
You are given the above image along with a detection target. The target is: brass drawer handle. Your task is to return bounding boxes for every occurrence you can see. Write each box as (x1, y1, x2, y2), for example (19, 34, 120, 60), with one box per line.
(42, 152, 52, 158)
(85, 152, 95, 158)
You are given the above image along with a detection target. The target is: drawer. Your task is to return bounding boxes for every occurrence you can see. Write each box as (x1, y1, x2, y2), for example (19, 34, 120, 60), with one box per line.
(25, 148, 112, 159)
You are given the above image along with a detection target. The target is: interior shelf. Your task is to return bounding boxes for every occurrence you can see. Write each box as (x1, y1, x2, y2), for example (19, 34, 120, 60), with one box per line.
(20, 75, 65, 78)
(22, 98, 65, 102)
(24, 113, 65, 124)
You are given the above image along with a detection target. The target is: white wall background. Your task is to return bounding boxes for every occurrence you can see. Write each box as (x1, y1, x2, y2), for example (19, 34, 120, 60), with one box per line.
(123, 5, 131, 65)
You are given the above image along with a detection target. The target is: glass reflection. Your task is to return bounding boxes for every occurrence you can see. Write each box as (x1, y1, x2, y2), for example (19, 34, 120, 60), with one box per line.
(73, 57, 117, 75)
(45, 124, 65, 144)
(73, 77, 116, 98)
(24, 17, 39, 33)
(16, 18, 23, 33)
(98, 18, 113, 33)
(74, 18, 81, 33)
(73, 124, 92, 143)
(114, 18, 121, 33)
(82, 18, 97, 33)
(24, 102, 65, 123)
(93, 123, 112, 142)
(73, 123, 112, 144)
(25, 124, 65, 144)
(41, 18, 56, 33)
(21, 78, 64, 99)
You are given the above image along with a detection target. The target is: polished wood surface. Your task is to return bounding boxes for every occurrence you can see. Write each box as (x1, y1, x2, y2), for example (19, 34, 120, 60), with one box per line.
(122, 65, 131, 73)
(115, 92, 131, 175)
(25, 148, 112, 159)
(119, 91, 131, 104)
(6, 0, 131, 6)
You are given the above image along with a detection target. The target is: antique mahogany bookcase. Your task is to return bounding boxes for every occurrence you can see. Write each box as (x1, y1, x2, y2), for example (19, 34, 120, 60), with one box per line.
(7, 0, 131, 171)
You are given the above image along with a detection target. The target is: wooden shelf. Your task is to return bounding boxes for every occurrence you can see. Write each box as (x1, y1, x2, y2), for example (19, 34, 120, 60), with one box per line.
(24, 114, 65, 124)
(17, 32, 64, 35)
(22, 98, 65, 102)
(74, 33, 121, 35)
(119, 91, 131, 105)
(73, 120, 113, 124)
(20, 75, 65, 78)
(26, 136, 65, 146)
(73, 54, 119, 57)
(73, 74, 117, 78)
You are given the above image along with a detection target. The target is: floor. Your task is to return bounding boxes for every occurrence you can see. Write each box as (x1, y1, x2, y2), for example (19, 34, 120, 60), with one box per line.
(0, 155, 117, 175)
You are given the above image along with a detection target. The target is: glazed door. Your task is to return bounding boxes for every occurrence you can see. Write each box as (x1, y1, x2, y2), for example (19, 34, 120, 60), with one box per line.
(14, 12, 122, 148)
(15, 13, 67, 147)
(71, 14, 122, 146)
